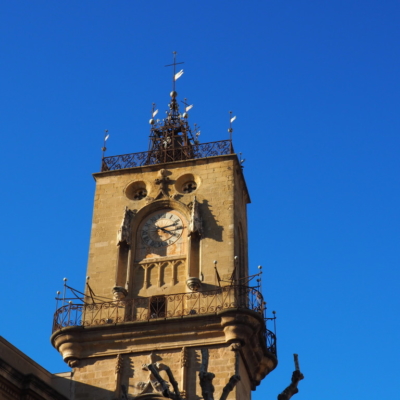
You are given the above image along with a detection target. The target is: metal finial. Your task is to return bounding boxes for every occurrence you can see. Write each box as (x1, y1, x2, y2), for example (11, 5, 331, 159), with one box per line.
(228, 111, 237, 141)
(181, 97, 194, 119)
(62, 278, 67, 307)
(102, 130, 109, 156)
(165, 51, 185, 93)
(149, 103, 157, 125)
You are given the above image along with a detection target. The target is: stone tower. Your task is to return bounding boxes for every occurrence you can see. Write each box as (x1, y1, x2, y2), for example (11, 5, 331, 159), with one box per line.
(51, 68, 277, 400)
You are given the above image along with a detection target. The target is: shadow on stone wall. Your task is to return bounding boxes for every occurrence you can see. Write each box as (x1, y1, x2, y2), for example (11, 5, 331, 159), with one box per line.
(55, 374, 118, 400)
(199, 200, 223, 242)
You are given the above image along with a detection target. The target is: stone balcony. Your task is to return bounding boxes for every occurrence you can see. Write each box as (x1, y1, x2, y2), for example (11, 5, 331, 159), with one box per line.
(52, 285, 277, 357)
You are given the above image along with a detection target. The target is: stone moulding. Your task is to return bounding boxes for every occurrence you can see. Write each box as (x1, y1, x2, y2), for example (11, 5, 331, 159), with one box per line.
(51, 309, 277, 389)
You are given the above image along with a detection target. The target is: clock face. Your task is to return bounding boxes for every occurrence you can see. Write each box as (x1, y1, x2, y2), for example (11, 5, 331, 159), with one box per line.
(141, 211, 184, 248)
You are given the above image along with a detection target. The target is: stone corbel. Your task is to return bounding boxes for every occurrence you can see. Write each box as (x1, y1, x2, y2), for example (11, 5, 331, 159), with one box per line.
(56, 340, 83, 368)
(112, 286, 128, 301)
(186, 277, 201, 292)
(67, 358, 80, 368)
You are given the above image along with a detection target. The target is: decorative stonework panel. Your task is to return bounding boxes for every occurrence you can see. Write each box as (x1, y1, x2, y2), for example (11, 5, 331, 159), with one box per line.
(125, 351, 183, 398)
(148, 264, 157, 288)
(175, 261, 185, 284)
(132, 258, 187, 297)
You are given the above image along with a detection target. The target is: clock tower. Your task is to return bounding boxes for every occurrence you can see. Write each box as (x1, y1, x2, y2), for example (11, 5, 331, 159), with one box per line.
(51, 64, 277, 400)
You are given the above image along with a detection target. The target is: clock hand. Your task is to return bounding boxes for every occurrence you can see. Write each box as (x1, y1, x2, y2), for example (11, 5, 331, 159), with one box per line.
(162, 222, 178, 229)
(148, 225, 182, 236)
(157, 226, 179, 236)
(168, 226, 183, 231)
(161, 228, 178, 236)
(148, 225, 175, 232)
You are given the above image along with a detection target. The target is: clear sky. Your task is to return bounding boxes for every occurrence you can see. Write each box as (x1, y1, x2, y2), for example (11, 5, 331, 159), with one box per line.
(0, 1, 399, 399)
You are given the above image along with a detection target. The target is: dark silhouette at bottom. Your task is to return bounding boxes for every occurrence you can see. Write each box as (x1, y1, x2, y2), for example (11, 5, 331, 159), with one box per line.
(277, 354, 304, 400)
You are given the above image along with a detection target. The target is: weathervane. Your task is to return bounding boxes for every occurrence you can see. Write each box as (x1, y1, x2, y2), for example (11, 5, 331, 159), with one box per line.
(165, 51, 185, 93)
(100, 129, 110, 171)
(150, 103, 158, 121)
(228, 111, 236, 140)
(102, 130, 109, 158)
(181, 97, 194, 118)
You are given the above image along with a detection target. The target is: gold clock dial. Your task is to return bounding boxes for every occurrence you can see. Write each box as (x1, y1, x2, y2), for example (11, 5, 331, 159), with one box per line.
(141, 211, 184, 248)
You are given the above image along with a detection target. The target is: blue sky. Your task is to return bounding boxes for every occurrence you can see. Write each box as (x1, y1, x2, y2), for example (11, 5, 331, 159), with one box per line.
(0, 1, 399, 399)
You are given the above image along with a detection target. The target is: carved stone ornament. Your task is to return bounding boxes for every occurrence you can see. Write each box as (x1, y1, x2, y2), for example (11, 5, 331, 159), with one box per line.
(117, 207, 136, 245)
(67, 357, 80, 368)
(137, 352, 182, 400)
(115, 354, 123, 371)
(230, 342, 242, 352)
(277, 370, 304, 400)
(146, 196, 155, 204)
(188, 196, 202, 236)
(155, 169, 172, 199)
(186, 277, 202, 292)
(112, 286, 128, 300)
(138, 353, 166, 395)
(277, 354, 304, 400)
(181, 347, 188, 368)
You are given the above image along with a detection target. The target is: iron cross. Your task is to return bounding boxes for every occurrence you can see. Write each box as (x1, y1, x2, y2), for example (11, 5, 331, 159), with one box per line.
(165, 51, 184, 92)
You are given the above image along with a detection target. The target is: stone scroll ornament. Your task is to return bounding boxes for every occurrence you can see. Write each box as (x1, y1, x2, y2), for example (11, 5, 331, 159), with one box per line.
(117, 207, 136, 246)
(199, 349, 240, 400)
(277, 354, 304, 400)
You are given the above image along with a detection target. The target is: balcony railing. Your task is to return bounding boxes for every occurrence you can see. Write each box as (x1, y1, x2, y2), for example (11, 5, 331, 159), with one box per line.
(101, 140, 233, 171)
(52, 285, 276, 356)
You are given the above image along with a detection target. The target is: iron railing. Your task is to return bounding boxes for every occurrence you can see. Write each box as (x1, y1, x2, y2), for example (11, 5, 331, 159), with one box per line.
(52, 285, 276, 356)
(264, 329, 277, 358)
(101, 140, 233, 171)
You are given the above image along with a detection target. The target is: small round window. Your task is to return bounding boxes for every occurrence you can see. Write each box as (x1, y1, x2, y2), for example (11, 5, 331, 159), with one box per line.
(182, 181, 197, 193)
(133, 188, 147, 200)
(175, 174, 201, 194)
(125, 181, 149, 201)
